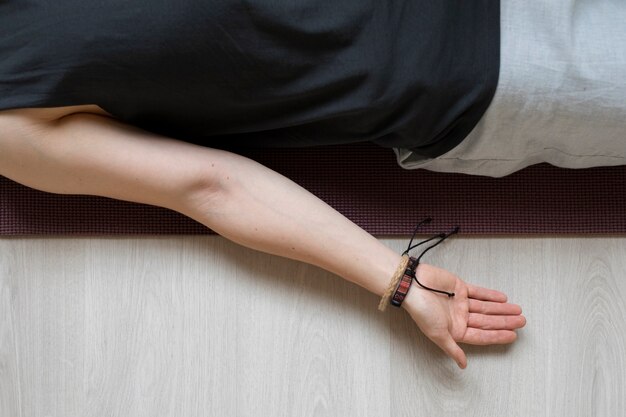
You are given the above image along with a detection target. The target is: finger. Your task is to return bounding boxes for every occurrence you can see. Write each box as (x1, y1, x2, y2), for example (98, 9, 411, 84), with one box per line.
(461, 328, 518, 345)
(469, 299, 523, 315)
(467, 284, 508, 302)
(432, 334, 468, 369)
(468, 313, 527, 330)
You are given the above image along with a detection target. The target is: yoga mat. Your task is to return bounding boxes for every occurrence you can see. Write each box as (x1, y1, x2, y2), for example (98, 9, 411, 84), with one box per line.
(2, 143, 625, 236)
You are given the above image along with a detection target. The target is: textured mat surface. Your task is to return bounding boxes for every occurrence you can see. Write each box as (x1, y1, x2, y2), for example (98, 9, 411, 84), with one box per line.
(2, 143, 626, 236)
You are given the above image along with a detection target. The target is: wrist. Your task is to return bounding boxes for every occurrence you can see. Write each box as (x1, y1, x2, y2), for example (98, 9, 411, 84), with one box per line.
(401, 280, 418, 312)
(377, 254, 410, 311)
(371, 250, 406, 298)
(388, 255, 417, 309)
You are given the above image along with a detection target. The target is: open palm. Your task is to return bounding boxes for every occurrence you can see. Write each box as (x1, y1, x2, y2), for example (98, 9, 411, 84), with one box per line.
(402, 262, 526, 369)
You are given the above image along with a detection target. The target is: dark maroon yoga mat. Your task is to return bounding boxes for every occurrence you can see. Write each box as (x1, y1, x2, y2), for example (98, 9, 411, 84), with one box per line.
(2, 143, 625, 236)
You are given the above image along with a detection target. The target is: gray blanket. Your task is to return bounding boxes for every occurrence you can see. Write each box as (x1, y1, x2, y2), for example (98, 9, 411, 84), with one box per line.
(396, 0, 626, 177)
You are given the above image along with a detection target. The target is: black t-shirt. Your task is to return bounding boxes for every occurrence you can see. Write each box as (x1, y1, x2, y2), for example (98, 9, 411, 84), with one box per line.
(0, 0, 500, 158)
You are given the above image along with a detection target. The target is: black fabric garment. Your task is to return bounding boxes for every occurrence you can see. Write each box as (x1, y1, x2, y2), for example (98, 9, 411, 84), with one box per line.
(0, 0, 500, 158)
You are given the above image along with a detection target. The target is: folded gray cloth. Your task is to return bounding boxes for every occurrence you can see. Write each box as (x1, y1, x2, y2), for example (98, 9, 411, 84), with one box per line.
(395, 0, 626, 177)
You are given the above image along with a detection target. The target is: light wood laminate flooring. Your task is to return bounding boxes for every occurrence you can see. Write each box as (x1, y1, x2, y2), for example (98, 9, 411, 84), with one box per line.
(1, 235, 625, 417)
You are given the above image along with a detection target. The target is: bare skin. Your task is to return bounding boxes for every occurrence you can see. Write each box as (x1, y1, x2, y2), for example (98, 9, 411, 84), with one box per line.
(0, 105, 526, 369)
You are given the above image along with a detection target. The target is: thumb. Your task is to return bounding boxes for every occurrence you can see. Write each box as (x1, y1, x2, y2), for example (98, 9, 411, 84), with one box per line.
(434, 334, 467, 369)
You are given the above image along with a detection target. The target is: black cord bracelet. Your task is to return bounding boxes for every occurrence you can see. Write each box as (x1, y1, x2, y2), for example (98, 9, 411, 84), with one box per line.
(401, 217, 459, 298)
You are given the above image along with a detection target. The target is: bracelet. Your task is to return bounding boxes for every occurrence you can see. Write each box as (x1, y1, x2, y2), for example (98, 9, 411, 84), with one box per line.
(377, 217, 459, 312)
(377, 255, 410, 312)
(390, 256, 418, 308)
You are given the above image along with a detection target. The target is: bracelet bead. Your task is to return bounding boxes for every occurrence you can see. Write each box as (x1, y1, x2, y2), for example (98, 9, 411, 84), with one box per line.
(390, 256, 418, 307)
(377, 254, 410, 312)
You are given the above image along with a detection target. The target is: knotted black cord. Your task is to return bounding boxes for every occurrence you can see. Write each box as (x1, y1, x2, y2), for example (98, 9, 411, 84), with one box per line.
(415, 226, 460, 265)
(402, 217, 433, 256)
(404, 218, 460, 297)
(403, 233, 445, 255)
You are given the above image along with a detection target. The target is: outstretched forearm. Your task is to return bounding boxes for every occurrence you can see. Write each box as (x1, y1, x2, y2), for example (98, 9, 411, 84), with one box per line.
(178, 149, 403, 299)
(0, 111, 402, 299)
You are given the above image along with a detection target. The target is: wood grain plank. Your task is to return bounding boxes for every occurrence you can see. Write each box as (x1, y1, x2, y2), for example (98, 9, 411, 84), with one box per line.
(0, 236, 625, 416)
(0, 240, 23, 417)
(1, 238, 86, 417)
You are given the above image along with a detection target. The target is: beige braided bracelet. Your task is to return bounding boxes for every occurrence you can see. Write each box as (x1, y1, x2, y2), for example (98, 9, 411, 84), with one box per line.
(378, 254, 410, 312)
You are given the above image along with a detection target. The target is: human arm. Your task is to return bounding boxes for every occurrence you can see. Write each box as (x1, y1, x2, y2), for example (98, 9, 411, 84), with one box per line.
(0, 110, 525, 368)
(0, 109, 402, 298)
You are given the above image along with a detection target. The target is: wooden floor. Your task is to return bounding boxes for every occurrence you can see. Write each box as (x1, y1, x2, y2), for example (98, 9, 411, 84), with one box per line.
(1, 235, 625, 417)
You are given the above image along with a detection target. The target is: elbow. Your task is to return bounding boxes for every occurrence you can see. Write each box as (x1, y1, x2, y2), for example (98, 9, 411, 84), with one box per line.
(175, 147, 238, 220)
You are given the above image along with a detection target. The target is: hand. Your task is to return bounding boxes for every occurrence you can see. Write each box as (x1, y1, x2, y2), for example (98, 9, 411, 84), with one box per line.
(401, 262, 526, 369)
